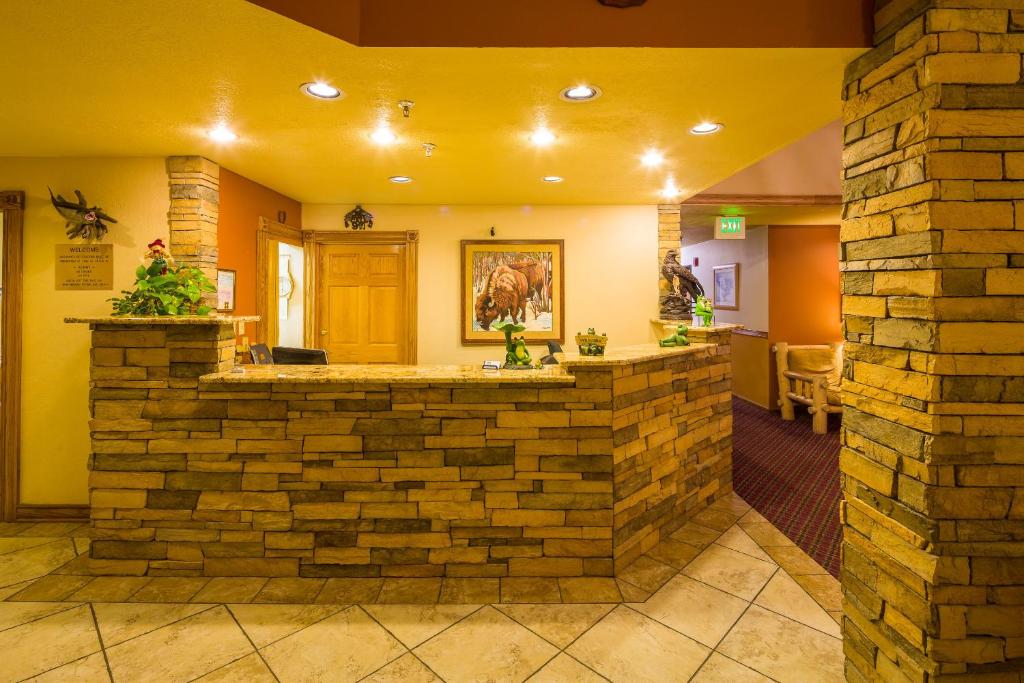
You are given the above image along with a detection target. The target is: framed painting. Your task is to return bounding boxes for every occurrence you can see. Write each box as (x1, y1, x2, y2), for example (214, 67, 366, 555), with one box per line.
(216, 268, 236, 312)
(461, 240, 564, 345)
(712, 263, 739, 311)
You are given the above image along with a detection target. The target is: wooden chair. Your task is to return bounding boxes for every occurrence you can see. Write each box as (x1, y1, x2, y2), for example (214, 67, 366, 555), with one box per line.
(773, 342, 843, 434)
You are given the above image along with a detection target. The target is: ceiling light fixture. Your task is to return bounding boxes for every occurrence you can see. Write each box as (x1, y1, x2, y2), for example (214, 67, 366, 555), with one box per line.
(371, 125, 397, 145)
(542, 176, 564, 183)
(560, 84, 601, 102)
(690, 122, 723, 135)
(659, 179, 681, 199)
(207, 125, 237, 143)
(389, 175, 413, 184)
(301, 81, 342, 99)
(641, 149, 664, 167)
(530, 127, 556, 146)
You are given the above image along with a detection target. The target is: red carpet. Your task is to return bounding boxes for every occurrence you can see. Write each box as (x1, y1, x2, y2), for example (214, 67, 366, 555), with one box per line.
(731, 397, 841, 576)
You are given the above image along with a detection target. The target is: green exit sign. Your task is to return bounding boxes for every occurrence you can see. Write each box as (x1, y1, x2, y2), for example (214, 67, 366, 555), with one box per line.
(715, 216, 746, 240)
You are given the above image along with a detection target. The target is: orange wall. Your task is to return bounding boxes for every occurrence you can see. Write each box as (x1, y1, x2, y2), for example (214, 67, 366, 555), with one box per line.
(217, 168, 301, 322)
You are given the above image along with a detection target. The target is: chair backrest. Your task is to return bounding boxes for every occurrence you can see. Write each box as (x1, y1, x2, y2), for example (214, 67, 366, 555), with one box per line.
(272, 346, 329, 365)
(776, 342, 843, 384)
(249, 343, 274, 365)
(547, 341, 563, 354)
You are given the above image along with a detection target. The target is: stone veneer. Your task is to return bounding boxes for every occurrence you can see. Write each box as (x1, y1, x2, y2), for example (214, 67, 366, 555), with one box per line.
(166, 156, 219, 306)
(841, 1, 1024, 680)
(78, 319, 732, 579)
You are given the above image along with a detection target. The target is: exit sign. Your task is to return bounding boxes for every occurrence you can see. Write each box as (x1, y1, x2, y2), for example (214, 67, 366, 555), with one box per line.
(715, 216, 746, 240)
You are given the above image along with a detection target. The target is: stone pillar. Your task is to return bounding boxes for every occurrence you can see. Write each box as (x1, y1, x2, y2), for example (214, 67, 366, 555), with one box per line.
(840, 2, 1024, 680)
(167, 156, 219, 306)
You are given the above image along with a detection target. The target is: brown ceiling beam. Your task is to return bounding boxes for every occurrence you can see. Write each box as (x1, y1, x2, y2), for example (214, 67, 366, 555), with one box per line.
(246, 0, 873, 48)
(682, 194, 843, 207)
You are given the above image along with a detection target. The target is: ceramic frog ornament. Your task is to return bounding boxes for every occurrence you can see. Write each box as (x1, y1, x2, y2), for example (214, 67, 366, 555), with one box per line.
(659, 323, 690, 347)
(694, 295, 714, 327)
(493, 321, 532, 368)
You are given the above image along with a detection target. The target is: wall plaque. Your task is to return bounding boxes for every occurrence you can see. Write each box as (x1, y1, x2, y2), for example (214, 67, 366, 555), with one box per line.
(55, 243, 114, 290)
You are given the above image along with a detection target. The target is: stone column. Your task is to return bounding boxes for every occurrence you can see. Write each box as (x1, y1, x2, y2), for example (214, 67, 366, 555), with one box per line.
(167, 156, 219, 306)
(841, 2, 1024, 680)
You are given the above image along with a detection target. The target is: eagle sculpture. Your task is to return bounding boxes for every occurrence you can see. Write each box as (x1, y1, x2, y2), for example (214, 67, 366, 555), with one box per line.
(661, 249, 704, 305)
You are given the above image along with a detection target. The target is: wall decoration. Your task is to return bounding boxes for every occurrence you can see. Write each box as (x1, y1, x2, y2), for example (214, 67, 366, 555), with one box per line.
(712, 263, 739, 311)
(54, 243, 113, 290)
(461, 239, 564, 345)
(217, 269, 236, 312)
(344, 204, 374, 230)
(49, 188, 117, 240)
(660, 248, 705, 320)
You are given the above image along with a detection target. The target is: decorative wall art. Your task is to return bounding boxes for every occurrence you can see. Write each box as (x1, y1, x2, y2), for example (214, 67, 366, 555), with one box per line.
(712, 263, 740, 311)
(217, 268, 236, 312)
(461, 239, 564, 345)
(49, 188, 117, 240)
(344, 204, 374, 230)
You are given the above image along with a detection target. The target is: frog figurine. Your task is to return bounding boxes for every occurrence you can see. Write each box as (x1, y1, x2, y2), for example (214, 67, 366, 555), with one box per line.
(659, 323, 690, 347)
(493, 321, 532, 368)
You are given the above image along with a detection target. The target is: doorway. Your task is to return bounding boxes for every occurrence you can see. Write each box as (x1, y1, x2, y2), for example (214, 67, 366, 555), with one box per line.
(256, 217, 305, 349)
(308, 230, 418, 364)
(0, 191, 23, 521)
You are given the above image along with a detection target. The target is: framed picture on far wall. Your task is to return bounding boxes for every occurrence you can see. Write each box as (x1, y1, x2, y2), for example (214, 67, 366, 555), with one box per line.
(712, 263, 739, 311)
(216, 268, 236, 312)
(461, 240, 564, 345)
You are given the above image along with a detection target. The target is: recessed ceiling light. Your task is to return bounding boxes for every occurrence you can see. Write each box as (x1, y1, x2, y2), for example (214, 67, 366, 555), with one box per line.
(371, 125, 397, 145)
(207, 125, 237, 143)
(690, 122, 723, 135)
(301, 81, 342, 99)
(659, 179, 682, 199)
(530, 127, 556, 146)
(389, 175, 413, 184)
(542, 176, 563, 183)
(560, 84, 601, 102)
(641, 150, 664, 167)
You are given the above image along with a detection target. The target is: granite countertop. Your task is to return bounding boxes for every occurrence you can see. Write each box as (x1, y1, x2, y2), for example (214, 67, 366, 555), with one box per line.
(66, 315, 260, 325)
(559, 342, 713, 366)
(201, 363, 577, 385)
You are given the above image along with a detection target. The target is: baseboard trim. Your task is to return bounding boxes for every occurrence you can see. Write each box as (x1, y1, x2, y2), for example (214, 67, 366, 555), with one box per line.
(16, 504, 88, 521)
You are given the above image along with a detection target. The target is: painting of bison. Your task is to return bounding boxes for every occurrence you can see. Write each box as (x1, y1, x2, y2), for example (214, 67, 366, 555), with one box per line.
(461, 240, 564, 345)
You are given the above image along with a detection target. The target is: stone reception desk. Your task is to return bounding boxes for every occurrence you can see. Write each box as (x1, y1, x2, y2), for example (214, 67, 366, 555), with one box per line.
(69, 317, 733, 578)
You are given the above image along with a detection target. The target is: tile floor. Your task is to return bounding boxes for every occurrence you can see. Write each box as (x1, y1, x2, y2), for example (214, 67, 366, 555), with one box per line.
(0, 494, 844, 682)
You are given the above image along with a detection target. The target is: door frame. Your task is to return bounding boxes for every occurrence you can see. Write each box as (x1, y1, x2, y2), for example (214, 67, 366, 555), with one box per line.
(0, 191, 23, 521)
(256, 217, 305, 348)
(304, 230, 419, 364)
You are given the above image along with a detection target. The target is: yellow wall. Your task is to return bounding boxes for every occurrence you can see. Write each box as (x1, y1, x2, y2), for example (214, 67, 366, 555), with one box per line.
(301, 205, 660, 364)
(0, 158, 169, 504)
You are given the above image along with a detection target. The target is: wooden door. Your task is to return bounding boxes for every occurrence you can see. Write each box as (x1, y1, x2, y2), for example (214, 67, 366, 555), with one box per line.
(317, 242, 408, 363)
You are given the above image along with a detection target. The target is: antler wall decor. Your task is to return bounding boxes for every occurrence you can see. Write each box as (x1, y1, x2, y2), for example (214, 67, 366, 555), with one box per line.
(49, 188, 117, 240)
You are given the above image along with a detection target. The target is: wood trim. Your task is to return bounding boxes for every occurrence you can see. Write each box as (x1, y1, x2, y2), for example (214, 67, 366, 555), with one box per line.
(255, 217, 303, 346)
(1, 191, 23, 521)
(304, 230, 419, 364)
(15, 504, 88, 521)
(681, 193, 842, 207)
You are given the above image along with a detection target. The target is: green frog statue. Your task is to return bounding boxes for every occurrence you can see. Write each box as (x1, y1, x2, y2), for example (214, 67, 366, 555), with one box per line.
(493, 321, 532, 368)
(659, 323, 690, 347)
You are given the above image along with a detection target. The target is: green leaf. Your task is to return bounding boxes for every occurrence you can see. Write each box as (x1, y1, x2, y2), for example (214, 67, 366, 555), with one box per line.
(135, 265, 147, 279)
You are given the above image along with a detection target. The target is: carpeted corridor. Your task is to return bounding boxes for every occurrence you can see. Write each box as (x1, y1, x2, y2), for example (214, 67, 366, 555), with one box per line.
(731, 397, 842, 577)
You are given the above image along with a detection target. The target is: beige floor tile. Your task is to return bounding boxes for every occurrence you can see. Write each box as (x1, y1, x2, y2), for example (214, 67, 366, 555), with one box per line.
(253, 577, 326, 603)
(364, 604, 479, 648)
(633, 574, 749, 648)
(616, 579, 651, 603)
(765, 545, 829, 576)
(192, 577, 268, 604)
(378, 577, 442, 604)
(74, 537, 92, 555)
(19, 522, 84, 537)
(691, 507, 741, 532)
(0, 600, 82, 631)
(742, 522, 795, 548)
(130, 577, 209, 602)
(830, 610, 843, 624)
(0, 539, 77, 588)
(718, 605, 843, 683)
(415, 606, 558, 683)
(93, 602, 212, 647)
(261, 606, 406, 682)
(559, 577, 622, 603)
(0, 537, 59, 554)
(363, 653, 441, 682)
(495, 603, 614, 648)
(736, 509, 770, 528)
(68, 576, 152, 602)
(670, 522, 721, 548)
(0, 522, 33, 535)
(501, 577, 562, 603)
(753, 572, 841, 637)
(715, 526, 775, 563)
(645, 538, 702, 569)
(0, 578, 34, 600)
(0, 604, 101, 681)
(794, 574, 842, 612)
(315, 577, 383, 604)
(691, 652, 771, 682)
(710, 493, 752, 517)
(194, 652, 277, 682)
(7, 574, 92, 601)
(229, 603, 345, 648)
(617, 555, 677, 593)
(439, 577, 500, 604)
(568, 605, 710, 682)
(105, 606, 254, 682)
(683, 545, 777, 601)
(23, 651, 110, 683)
(527, 653, 606, 682)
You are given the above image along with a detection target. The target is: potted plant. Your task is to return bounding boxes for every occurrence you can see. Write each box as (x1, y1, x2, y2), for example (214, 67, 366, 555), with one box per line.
(109, 239, 215, 316)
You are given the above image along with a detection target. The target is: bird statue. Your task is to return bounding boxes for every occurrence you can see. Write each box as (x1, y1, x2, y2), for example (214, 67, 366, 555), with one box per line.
(661, 249, 705, 311)
(49, 188, 117, 241)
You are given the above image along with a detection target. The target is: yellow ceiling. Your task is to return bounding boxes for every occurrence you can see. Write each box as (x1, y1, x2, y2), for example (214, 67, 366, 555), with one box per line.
(0, 1, 864, 205)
